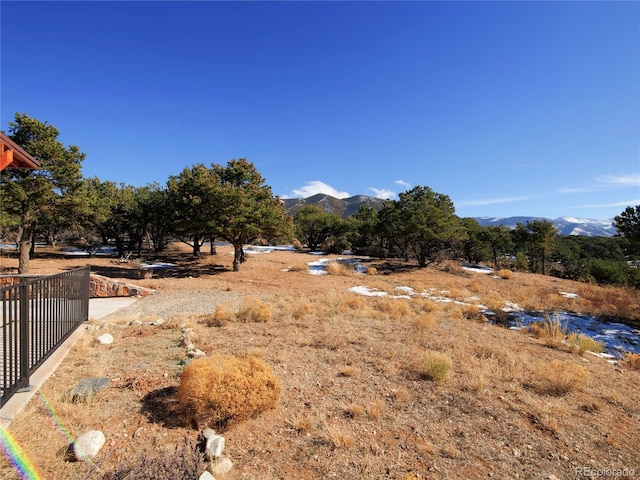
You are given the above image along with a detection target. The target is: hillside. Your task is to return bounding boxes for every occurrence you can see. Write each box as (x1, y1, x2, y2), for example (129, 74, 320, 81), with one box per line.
(283, 194, 616, 236)
(0, 245, 638, 479)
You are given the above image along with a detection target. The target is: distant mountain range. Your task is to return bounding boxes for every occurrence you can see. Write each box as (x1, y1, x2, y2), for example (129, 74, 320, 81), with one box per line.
(282, 194, 616, 237)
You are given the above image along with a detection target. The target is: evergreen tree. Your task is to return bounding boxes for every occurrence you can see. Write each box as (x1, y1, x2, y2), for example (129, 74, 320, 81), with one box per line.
(1, 113, 85, 273)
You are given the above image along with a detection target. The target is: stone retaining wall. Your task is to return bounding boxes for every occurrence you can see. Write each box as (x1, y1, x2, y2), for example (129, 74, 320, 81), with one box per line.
(0, 274, 155, 298)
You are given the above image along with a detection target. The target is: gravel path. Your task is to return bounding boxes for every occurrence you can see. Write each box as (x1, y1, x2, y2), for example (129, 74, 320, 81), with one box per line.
(100, 289, 247, 320)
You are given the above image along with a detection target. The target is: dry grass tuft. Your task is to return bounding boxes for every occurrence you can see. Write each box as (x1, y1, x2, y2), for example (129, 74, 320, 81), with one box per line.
(496, 269, 513, 280)
(204, 303, 235, 327)
(566, 333, 604, 355)
(338, 366, 357, 377)
(237, 297, 272, 322)
(366, 266, 378, 275)
(323, 424, 355, 448)
(532, 360, 589, 396)
(286, 415, 314, 434)
(413, 314, 437, 330)
(326, 260, 354, 276)
(365, 399, 384, 420)
(288, 263, 308, 272)
(528, 314, 567, 348)
(178, 354, 280, 430)
(623, 353, 640, 371)
(420, 351, 452, 381)
(344, 402, 365, 418)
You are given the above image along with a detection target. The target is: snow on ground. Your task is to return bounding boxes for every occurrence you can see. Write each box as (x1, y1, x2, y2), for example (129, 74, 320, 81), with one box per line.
(239, 246, 639, 357)
(347, 283, 640, 357)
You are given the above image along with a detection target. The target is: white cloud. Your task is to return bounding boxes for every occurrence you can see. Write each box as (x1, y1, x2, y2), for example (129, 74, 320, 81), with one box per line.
(369, 187, 396, 200)
(594, 174, 640, 187)
(576, 199, 640, 209)
(457, 196, 531, 207)
(395, 180, 411, 189)
(289, 181, 350, 199)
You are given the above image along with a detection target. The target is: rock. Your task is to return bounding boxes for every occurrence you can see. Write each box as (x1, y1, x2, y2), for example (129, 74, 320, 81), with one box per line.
(96, 333, 114, 345)
(205, 434, 225, 459)
(202, 428, 216, 439)
(152, 318, 165, 326)
(199, 471, 216, 480)
(73, 430, 105, 461)
(188, 349, 207, 358)
(130, 320, 143, 326)
(70, 377, 111, 403)
(211, 456, 233, 475)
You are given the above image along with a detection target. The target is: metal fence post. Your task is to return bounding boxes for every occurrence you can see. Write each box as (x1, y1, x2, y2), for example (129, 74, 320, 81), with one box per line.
(18, 279, 30, 391)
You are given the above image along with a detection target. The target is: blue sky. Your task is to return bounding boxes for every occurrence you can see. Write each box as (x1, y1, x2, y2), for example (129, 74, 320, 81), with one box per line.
(1, 1, 638, 220)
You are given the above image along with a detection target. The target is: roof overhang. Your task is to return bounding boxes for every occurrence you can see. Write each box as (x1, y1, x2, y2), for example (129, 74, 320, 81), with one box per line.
(0, 131, 41, 170)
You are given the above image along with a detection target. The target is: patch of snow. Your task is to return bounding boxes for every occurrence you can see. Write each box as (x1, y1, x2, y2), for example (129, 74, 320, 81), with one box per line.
(139, 262, 174, 269)
(559, 292, 579, 299)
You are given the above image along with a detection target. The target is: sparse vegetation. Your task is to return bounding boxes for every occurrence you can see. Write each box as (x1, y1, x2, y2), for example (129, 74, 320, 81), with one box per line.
(0, 244, 639, 479)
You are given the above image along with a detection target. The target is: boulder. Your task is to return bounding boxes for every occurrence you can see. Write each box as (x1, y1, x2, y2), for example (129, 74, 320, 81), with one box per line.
(73, 430, 105, 461)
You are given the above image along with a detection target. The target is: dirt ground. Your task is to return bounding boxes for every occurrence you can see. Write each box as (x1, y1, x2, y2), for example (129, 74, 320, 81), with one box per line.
(0, 244, 639, 480)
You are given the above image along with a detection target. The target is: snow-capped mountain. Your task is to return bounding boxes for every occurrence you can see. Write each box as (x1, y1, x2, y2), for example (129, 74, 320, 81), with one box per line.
(282, 194, 617, 237)
(475, 216, 616, 237)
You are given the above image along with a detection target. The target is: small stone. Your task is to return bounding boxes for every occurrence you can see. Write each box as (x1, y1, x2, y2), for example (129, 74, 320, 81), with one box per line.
(96, 333, 114, 345)
(152, 318, 165, 326)
(205, 435, 225, 459)
(188, 349, 207, 358)
(131, 320, 143, 326)
(202, 428, 216, 439)
(73, 430, 105, 461)
(199, 471, 216, 480)
(211, 456, 233, 475)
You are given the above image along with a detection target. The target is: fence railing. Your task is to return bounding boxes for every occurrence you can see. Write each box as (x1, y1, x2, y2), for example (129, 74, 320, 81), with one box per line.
(0, 266, 90, 407)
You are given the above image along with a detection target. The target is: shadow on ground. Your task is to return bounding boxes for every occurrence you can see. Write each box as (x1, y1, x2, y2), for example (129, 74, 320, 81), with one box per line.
(141, 386, 187, 429)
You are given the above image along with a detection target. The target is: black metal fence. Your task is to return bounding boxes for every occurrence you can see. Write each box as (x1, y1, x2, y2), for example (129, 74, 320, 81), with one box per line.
(0, 266, 90, 407)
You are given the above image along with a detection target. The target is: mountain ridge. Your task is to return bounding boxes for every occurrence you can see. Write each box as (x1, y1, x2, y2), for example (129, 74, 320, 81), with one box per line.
(282, 194, 616, 237)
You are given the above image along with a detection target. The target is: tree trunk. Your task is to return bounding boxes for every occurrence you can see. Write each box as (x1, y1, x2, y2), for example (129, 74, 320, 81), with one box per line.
(193, 236, 201, 257)
(18, 235, 31, 274)
(232, 243, 242, 272)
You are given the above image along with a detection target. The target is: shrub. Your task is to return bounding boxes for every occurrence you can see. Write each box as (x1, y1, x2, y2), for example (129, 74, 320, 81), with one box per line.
(420, 351, 452, 381)
(178, 354, 280, 430)
(566, 333, 604, 355)
(496, 269, 513, 280)
(366, 266, 378, 275)
(291, 239, 303, 250)
(237, 297, 272, 322)
(533, 360, 588, 396)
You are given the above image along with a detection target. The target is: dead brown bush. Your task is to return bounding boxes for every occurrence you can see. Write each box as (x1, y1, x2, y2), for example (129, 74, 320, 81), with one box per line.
(178, 354, 280, 430)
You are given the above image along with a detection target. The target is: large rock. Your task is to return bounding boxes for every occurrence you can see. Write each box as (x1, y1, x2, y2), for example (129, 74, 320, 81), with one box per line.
(70, 377, 111, 403)
(73, 430, 105, 461)
(96, 333, 114, 345)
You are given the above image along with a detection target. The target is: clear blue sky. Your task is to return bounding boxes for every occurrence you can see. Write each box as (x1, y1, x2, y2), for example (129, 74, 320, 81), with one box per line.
(2, 1, 638, 220)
